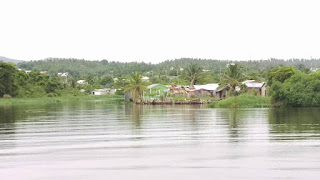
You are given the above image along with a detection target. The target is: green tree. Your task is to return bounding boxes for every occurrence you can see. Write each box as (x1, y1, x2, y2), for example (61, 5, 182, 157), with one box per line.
(183, 63, 203, 86)
(267, 66, 297, 86)
(269, 71, 320, 107)
(197, 71, 220, 84)
(222, 64, 246, 96)
(0, 62, 19, 97)
(100, 76, 113, 87)
(124, 72, 148, 102)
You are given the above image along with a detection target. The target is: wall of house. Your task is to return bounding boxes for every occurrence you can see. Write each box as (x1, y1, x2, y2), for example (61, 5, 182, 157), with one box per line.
(144, 85, 169, 99)
(247, 88, 260, 95)
(216, 89, 227, 99)
(247, 86, 267, 97)
(186, 91, 196, 98)
(124, 92, 131, 101)
(261, 86, 267, 97)
(195, 90, 213, 98)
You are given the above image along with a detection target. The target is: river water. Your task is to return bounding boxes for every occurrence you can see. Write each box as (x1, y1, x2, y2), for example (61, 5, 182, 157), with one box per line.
(1, 103, 320, 179)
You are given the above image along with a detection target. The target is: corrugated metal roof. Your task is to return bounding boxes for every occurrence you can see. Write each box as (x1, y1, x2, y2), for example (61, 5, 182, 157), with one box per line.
(148, 84, 159, 89)
(242, 80, 265, 88)
(193, 83, 220, 91)
(242, 80, 256, 84)
(245, 82, 265, 88)
(216, 86, 228, 92)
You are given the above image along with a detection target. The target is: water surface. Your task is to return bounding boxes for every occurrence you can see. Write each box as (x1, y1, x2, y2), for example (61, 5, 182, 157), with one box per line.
(1, 103, 320, 179)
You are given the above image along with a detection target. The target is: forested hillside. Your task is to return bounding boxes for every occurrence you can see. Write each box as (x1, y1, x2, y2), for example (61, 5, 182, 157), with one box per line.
(18, 58, 320, 78)
(0, 56, 24, 64)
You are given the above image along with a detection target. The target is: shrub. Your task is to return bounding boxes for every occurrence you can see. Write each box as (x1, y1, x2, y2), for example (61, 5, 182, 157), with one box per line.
(47, 93, 58, 97)
(3, 94, 12, 99)
(115, 89, 124, 95)
(208, 94, 271, 108)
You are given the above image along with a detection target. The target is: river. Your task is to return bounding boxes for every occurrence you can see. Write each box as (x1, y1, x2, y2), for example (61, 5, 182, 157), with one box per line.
(1, 103, 320, 179)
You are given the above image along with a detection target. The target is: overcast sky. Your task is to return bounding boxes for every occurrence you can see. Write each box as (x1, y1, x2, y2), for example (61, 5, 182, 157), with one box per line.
(0, 0, 319, 63)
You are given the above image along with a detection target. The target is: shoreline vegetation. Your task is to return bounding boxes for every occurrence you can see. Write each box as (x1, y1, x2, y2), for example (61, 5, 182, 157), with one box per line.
(208, 94, 271, 108)
(1, 59, 320, 108)
(0, 94, 272, 108)
(0, 95, 124, 106)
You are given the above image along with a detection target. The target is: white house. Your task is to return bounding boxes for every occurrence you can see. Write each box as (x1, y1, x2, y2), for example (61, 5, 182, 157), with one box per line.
(77, 80, 87, 84)
(141, 76, 149, 82)
(91, 89, 116, 95)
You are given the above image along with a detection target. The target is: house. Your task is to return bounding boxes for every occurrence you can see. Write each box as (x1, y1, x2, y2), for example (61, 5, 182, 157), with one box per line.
(144, 84, 169, 99)
(57, 72, 68, 82)
(193, 83, 220, 98)
(18, 69, 32, 74)
(215, 86, 229, 99)
(40, 71, 48, 74)
(242, 80, 267, 97)
(124, 92, 132, 101)
(185, 86, 196, 98)
(57, 72, 68, 76)
(91, 88, 116, 95)
(141, 76, 150, 82)
(169, 85, 187, 97)
(310, 68, 319, 72)
(77, 80, 87, 84)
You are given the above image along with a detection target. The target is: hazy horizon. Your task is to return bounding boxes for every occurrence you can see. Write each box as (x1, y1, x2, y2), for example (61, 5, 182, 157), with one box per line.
(1, 0, 320, 63)
(2, 55, 320, 64)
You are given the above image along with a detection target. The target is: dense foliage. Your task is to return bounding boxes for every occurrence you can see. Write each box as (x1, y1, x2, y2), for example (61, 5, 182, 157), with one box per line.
(1, 62, 87, 98)
(2, 58, 320, 107)
(222, 64, 246, 96)
(0, 62, 18, 97)
(17, 58, 320, 82)
(123, 72, 148, 101)
(208, 94, 271, 108)
(269, 71, 320, 107)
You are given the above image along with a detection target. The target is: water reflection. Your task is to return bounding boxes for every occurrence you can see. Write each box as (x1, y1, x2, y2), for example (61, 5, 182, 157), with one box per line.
(268, 108, 320, 134)
(1, 104, 320, 179)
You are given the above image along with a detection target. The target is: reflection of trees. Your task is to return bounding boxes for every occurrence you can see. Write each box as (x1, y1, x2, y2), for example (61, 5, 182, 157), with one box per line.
(0, 105, 49, 124)
(0, 106, 17, 136)
(0, 106, 17, 124)
(216, 109, 251, 142)
(130, 105, 144, 128)
(124, 104, 203, 132)
(268, 108, 320, 134)
(229, 110, 240, 140)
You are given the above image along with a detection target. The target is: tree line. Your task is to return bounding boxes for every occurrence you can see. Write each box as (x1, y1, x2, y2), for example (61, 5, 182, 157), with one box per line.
(2, 59, 320, 107)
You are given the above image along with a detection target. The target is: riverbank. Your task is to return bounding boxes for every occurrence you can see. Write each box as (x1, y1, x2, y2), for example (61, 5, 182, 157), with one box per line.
(0, 95, 124, 106)
(208, 94, 271, 108)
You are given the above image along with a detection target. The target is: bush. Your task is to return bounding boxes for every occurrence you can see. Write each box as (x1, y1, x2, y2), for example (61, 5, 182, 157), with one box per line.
(3, 94, 12, 99)
(209, 94, 271, 108)
(115, 89, 124, 95)
(47, 93, 58, 97)
(17, 85, 47, 98)
(55, 89, 87, 96)
(269, 72, 320, 107)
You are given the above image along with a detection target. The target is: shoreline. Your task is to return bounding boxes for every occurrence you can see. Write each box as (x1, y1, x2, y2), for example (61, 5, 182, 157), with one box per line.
(0, 95, 124, 106)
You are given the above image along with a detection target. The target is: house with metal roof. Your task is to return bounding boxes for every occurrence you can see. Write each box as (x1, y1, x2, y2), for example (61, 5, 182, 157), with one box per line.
(144, 84, 170, 100)
(242, 80, 267, 97)
(193, 83, 220, 97)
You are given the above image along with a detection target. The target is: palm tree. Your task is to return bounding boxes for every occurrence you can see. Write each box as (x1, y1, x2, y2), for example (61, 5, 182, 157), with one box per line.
(124, 72, 148, 102)
(184, 63, 203, 86)
(222, 63, 246, 96)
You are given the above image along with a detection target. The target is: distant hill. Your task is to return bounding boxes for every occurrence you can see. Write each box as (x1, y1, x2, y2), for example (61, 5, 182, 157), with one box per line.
(17, 57, 320, 78)
(0, 56, 24, 64)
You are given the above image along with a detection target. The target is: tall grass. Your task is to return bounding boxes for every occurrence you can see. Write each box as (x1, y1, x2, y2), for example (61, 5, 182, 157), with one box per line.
(0, 95, 124, 106)
(208, 94, 271, 108)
